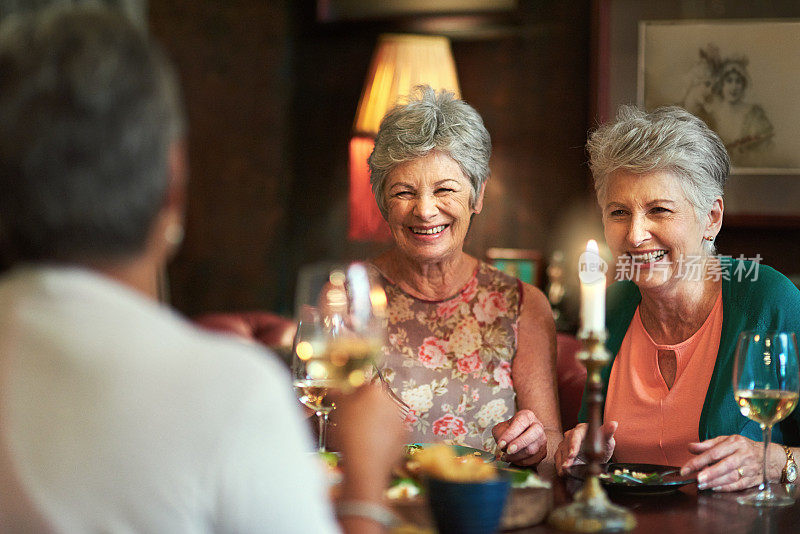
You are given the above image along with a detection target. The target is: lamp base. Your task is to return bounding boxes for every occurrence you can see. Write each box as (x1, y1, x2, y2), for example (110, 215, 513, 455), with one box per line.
(548, 477, 636, 533)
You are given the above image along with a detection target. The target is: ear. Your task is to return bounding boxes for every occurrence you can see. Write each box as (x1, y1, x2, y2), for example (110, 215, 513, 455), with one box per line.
(164, 139, 188, 214)
(704, 197, 723, 239)
(473, 182, 487, 214)
(153, 140, 188, 260)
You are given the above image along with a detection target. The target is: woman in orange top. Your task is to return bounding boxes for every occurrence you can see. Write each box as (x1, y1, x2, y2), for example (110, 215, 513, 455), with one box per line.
(555, 106, 800, 492)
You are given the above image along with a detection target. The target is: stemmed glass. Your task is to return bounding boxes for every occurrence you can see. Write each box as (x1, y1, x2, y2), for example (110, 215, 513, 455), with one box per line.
(733, 330, 800, 506)
(291, 262, 387, 452)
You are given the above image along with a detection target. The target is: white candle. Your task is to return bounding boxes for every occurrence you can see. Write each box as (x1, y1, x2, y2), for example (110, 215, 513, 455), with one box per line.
(579, 240, 606, 333)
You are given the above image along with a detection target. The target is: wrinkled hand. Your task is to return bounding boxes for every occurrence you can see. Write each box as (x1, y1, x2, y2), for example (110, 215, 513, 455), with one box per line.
(680, 434, 763, 492)
(554, 421, 618, 476)
(492, 409, 547, 467)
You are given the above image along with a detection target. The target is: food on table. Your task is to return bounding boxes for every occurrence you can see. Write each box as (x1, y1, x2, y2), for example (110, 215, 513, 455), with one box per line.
(599, 467, 665, 485)
(412, 443, 497, 482)
(388, 443, 549, 501)
(316, 451, 343, 487)
(386, 478, 422, 500)
(504, 468, 551, 489)
(404, 443, 424, 456)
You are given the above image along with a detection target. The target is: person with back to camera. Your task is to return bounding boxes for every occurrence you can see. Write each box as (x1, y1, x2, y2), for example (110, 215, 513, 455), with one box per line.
(367, 85, 561, 469)
(554, 105, 800, 492)
(0, 5, 405, 532)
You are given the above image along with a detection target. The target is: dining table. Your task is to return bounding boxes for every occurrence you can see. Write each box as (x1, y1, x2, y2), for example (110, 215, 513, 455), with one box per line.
(390, 469, 800, 534)
(514, 475, 800, 534)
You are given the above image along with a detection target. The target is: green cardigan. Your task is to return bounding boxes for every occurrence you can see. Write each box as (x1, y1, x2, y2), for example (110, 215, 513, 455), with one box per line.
(578, 258, 800, 446)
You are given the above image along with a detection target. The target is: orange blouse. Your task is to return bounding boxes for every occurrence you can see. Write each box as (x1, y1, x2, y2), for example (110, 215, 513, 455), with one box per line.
(605, 291, 723, 466)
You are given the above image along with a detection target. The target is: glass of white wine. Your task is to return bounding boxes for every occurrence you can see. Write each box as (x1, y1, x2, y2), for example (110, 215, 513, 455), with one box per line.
(733, 330, 800, 506)
(291, 262, 387, 452)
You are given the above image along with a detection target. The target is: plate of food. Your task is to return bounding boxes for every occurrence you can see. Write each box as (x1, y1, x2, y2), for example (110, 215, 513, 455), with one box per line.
(388, 443, 552, 530)
(566, 462, 695, 495)
(406, 442, 496, 462)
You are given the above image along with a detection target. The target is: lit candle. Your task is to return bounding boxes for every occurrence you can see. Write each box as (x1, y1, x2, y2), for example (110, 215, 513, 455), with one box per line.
(579, 239, 606, 333)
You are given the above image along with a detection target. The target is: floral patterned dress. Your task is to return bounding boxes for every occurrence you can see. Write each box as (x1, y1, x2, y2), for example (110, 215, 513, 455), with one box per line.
(376, 262, 521, 452)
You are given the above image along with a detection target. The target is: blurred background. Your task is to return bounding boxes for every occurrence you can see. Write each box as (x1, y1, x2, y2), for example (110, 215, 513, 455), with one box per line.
(7, 0, 800, 330)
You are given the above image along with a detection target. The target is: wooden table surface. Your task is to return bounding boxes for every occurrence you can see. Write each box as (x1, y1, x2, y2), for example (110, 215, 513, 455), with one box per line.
(517, 476, 800, 534)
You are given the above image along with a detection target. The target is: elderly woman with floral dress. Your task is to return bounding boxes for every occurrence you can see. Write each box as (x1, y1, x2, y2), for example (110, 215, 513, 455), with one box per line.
(368, 85, 561, 467)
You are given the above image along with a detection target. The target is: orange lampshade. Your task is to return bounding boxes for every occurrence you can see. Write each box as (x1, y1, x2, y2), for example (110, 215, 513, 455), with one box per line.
(348, 34, 461, 241)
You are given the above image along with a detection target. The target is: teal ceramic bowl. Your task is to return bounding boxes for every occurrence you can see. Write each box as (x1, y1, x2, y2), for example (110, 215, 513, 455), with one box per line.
(427, 475, 511, 534)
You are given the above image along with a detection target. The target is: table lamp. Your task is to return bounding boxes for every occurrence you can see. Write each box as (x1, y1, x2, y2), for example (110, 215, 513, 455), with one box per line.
(349, 34, 460, 241)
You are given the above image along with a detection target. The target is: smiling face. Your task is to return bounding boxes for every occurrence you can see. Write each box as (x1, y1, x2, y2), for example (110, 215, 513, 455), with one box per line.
(602, 170, 717, 293)
(722, 70, 746, 104)
(384, 151, 484, 265)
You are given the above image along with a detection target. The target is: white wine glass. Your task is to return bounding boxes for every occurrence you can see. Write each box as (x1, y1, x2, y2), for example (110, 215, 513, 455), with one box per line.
(733, 330, 800, 506)
(291, 262, 387, 452)
(292, 306, 335, 452)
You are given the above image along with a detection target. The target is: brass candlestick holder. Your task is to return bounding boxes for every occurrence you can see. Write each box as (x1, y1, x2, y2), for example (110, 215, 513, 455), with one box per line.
(549, 329, 636, 533)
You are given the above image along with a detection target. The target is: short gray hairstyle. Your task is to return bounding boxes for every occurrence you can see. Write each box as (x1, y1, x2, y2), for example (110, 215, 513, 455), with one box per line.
(587, 105, 729, 255)
(0, 0, 147, 29)
(368, 85, 491, 218)
(0, 3, 184, 264)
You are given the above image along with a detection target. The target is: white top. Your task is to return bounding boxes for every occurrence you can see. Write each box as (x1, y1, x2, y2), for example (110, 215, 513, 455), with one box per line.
(0, 266, 339, 534)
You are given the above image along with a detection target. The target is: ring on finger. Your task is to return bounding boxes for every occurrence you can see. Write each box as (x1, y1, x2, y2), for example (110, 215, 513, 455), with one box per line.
(737, 467, 745, 479)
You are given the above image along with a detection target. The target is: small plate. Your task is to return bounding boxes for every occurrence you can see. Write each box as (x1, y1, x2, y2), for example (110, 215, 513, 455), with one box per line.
(566, 462, 695, 495)
(407, 442, 497, 463)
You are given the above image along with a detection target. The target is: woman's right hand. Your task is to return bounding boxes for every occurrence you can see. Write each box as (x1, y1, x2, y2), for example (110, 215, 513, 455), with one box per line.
(555, 420, 618, 476)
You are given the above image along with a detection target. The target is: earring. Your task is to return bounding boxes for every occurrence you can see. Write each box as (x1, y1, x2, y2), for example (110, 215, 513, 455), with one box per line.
(165, 222, 184, 247)
(703, 235, 714, 242)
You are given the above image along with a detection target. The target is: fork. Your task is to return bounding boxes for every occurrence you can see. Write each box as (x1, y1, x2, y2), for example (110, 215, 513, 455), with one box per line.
(373, 365, 412, 419)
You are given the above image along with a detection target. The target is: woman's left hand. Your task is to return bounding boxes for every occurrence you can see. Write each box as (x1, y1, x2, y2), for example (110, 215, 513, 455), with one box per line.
(680, 434, 763, 492)
(492, 409, 547, 466)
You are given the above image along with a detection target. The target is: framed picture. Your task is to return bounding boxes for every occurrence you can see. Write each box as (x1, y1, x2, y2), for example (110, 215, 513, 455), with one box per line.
(592, 1, 800, 225)
(638, 19, 800, 174)
(485, 248, 543, 287)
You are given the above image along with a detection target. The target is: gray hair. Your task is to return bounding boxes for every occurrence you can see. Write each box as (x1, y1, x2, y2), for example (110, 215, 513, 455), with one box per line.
(587, 105, 729, 255)
(0, 0, 147, 29)
(0, 3, 184, 264)
(368, 85, 491, 218)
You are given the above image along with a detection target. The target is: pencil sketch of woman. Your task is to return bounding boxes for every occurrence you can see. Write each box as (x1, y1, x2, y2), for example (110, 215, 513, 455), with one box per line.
(706, 56, 774, 167)
(679, 45, 773, 168)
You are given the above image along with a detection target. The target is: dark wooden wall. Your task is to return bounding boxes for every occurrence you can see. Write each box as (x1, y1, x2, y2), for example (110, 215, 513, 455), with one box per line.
(151, 1, 295, 315)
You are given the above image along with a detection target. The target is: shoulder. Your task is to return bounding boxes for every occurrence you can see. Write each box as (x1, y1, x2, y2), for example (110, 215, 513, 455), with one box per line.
(743, 104, 773, 130)
(723, 258, 800, 324)
(169, 318, 294, 404)
(478, 260, 519, 288)
(519, 281, 550, 316)
(516, 281, 555, 349)
(725, 258, 798, 301)
(745, 103, 769, 119)
(477, 261, 548, 311)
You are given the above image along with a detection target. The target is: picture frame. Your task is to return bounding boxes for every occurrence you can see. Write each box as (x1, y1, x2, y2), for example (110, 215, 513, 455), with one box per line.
(592, 0, 800, 226)
(485, 247, 544, 288)
(638, 19, 800, 175)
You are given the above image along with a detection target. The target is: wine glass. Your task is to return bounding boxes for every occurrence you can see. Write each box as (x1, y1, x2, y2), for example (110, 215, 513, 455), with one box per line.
(292, 306, 335, 452)
(291, 262, 387, 452)
(733, 330, 800, 506)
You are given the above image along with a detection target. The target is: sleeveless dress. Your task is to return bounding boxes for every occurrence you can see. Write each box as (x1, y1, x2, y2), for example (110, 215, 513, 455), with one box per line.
(376, 261, 521, 451)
